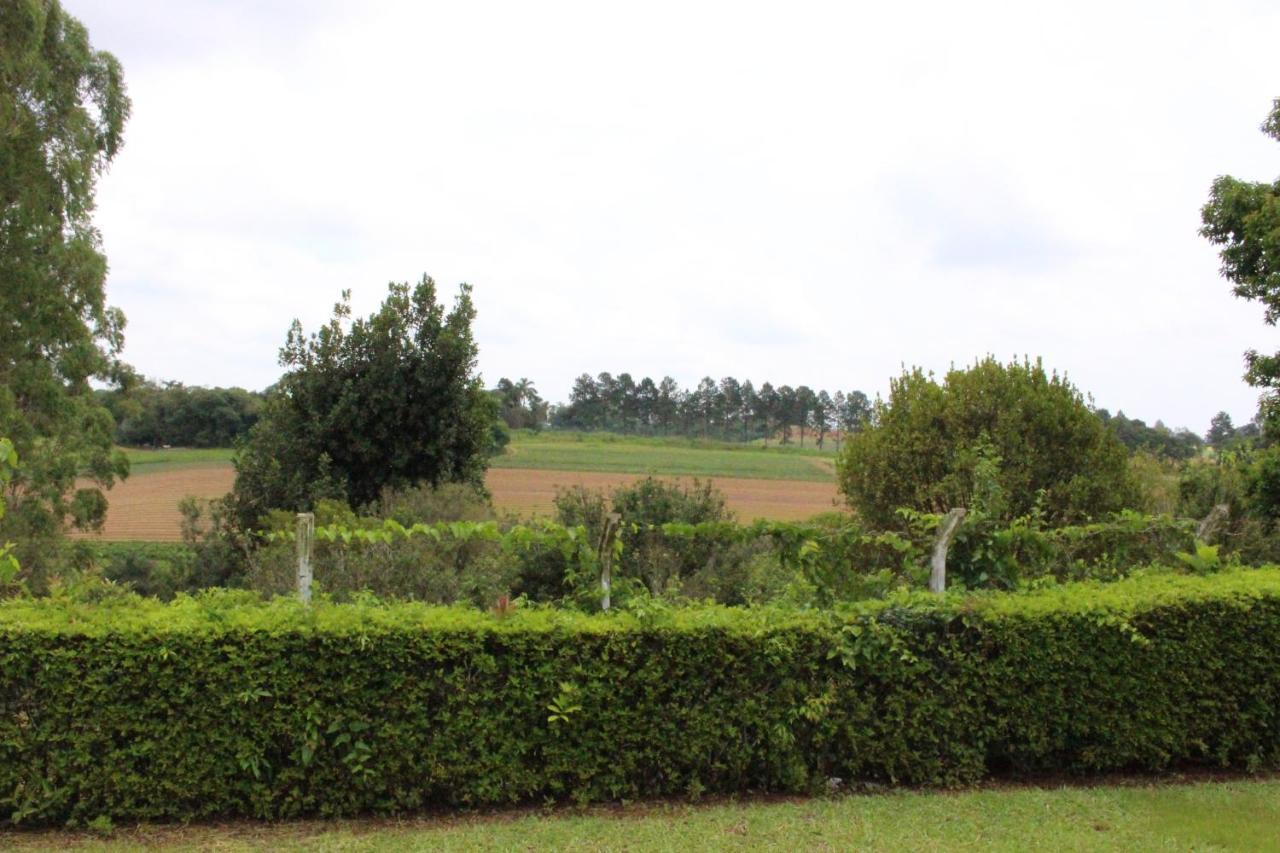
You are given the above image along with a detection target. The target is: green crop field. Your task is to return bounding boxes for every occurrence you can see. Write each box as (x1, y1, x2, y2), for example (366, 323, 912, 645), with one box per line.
(122, 446, 235, 474)
(490, 431, 838, 482)
(120, 434, 841, 483)
(6, 777, 1276, 851)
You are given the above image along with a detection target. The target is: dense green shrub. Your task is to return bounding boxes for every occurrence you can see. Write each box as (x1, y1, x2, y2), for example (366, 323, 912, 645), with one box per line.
(553, 477, 753, 598)
(0, 569, 1278, 825)
(247, 529, 517, 607)
(376, 482, 495, 526)
(837, 358, 1139, 527)
(946, 512, 1197, 589)
(1178, 451, 1280, 563)
(87, 541, 195, 600)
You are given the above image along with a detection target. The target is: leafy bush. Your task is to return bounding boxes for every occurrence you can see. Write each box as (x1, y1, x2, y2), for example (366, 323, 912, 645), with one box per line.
(2, 569, 1279, 824)
(553, 477, 750, 597)
(245, 515, 605, 608)
(91, 541, 195, 600)
(1178, 450, 1280, 563)
(375, 482, 496, 526)
(946, 512, 1197, 589)
(240, 485, 584, 606)
(837, 358, 1139, 527)
(246, 526, 517, 607)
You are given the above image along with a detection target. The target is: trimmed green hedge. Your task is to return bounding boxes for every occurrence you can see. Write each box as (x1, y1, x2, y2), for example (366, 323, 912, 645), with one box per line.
(2, 570, 1280, 824)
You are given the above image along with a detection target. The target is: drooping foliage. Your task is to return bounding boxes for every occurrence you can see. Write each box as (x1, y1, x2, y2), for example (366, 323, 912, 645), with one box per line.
(837, 358, 1139, 527)
(229, 277, 496, 527)
(0, 0, 131, 577)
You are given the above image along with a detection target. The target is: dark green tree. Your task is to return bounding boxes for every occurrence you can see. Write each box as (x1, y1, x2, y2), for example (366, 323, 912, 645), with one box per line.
(1097, 409, 1203, 460)
(492, 377, 546, 430)
(840, 390, 872, 435)
(1201, 98, 1280, 419)
(0, 1, 131, 573)
(814, 390, 833, 449)
(775, 385, 797, 444)
(837, 357, 1139, 527)
(755, 382, 778, 446)
(738, 380, 757, 441)
(635, 376, 658, 433)
(1206, 411, 1237, 449)
(795, 385, 817, 447)
(99, 380, 264, 447)
(655, 376, 679, 435)
(230, 277, 496, 527)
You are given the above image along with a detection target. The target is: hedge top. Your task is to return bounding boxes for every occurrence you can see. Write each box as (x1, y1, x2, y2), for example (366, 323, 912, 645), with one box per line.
(4, 567, 1280, 636)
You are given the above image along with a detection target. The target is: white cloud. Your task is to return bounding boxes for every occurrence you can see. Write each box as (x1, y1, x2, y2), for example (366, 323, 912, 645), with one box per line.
(73, 0, 1280, 431)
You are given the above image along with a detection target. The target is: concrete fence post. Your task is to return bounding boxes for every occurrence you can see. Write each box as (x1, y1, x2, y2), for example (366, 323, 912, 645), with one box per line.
(599, 512, 621, 612)
(929, 508, 967, 594)
(296, 512, 315, 604)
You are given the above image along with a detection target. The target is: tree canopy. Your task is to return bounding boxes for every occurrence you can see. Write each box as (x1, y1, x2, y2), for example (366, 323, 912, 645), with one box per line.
(229, 277, 497, 527)
(0, 0, 131, 570)
(836, 358, 1139, 527)
(1201, 98, 1280, 418)
(1095, 409, 1203, 460)
(98, 380, 264, 448)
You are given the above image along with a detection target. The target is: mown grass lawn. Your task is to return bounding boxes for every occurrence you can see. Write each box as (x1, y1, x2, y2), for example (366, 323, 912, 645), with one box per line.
(7, 777, 1277, 851)
(490, 431, 837, 482)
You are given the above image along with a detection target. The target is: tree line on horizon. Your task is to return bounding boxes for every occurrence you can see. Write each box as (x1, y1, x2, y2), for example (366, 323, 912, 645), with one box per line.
(96, 370, 1254, 461)
(548, 373, 871, 448)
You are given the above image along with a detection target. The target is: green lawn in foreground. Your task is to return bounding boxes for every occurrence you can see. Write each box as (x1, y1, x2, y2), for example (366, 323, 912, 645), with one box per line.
(491, 431, 838, 482)
(121, 446, 234, 474)
(6, 778, 1277, 851)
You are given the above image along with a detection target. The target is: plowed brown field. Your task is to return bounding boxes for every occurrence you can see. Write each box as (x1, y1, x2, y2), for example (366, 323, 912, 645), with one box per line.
(487, 468, 839, 521)
(76, 465, 840, 541)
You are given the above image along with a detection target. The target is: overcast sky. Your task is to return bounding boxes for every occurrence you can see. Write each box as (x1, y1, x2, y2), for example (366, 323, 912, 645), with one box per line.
(72, 0, 1280, 432)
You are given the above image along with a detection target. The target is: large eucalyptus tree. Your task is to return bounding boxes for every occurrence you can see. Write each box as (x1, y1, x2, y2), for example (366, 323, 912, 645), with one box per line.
(0, 0, 131, 574)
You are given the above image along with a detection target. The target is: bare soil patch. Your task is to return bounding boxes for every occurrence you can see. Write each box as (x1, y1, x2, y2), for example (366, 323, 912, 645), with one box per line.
(487, 468, 840, 521)
(72, 465, 235, 542)
(76, 465, 842, 542)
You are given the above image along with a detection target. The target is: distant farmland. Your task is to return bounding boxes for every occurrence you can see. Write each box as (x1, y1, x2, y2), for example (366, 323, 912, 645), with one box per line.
(91, 435, 842, 541)
(492, 431, 839, 481)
